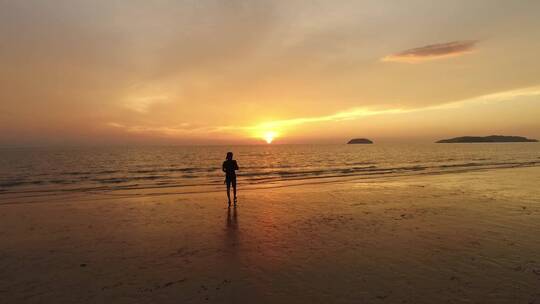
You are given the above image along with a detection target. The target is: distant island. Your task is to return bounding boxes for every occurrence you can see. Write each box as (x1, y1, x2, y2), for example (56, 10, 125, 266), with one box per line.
(347, 138, 373, 144)
(436, 135, 538, 143)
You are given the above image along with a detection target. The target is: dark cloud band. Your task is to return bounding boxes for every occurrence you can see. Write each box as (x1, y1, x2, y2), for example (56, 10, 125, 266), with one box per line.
(383, 40, 478, 63)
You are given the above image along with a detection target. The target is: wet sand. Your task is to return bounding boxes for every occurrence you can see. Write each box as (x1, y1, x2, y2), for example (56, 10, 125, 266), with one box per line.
(1, 167, 540, 303)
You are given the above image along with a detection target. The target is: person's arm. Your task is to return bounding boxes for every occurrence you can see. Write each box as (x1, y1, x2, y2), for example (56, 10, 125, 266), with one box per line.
(222, 162, 226, 172)
(234, 160, 239, 170)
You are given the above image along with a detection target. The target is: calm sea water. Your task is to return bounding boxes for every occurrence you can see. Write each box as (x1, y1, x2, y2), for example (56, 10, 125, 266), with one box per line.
(1, 143, 539, 198)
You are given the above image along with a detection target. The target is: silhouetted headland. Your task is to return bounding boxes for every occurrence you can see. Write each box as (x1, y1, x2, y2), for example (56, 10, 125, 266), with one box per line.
(436, 135, 538, 143)
(347, 138, 373, 144)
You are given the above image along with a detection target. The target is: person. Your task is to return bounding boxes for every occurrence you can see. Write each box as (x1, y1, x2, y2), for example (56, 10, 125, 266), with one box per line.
(222, 152, 239, 206)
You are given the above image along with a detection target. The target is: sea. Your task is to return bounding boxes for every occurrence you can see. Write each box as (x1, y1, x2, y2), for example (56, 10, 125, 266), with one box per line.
(1, 143, 539, 200)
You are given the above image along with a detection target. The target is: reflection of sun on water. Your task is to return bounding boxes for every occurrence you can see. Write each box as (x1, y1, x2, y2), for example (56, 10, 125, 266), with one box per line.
(263, 131, 277, 144)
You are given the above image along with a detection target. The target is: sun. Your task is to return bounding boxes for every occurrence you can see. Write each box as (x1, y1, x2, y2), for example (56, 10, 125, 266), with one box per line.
(263, 131, 277, 144)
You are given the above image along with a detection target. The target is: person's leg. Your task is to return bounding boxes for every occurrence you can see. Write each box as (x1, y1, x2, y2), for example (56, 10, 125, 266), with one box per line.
(226, 179, 232, 205)
(232, 178, 237, 202)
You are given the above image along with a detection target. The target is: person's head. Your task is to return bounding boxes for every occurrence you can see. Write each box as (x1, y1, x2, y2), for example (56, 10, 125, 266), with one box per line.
(226, 152, 233, 160)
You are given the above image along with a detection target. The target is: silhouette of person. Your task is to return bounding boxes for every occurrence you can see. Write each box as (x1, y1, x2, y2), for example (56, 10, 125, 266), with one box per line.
(222, 152, 239, 206)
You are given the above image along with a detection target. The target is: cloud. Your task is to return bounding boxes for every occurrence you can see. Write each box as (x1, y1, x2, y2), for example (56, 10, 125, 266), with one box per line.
(107, 122, 207, 136)
(106, 85, 540, 142)
(247, 85, 540, 132)
(383, 40, 478, 63)
(124, 95, 169, 113)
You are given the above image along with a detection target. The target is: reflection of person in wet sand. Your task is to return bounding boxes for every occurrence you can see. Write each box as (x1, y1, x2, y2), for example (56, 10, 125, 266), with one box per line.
(225, 207, 239, 257)
(222, 152, 239, 206)
(226, 206, 238, 230)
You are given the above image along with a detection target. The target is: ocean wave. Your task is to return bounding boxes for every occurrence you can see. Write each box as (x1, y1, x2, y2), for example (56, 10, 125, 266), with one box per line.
(1, 159, 539, 198)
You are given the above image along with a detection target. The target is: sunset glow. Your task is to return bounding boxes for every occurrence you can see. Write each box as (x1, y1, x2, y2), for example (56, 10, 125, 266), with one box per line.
(2, 2, 540, 302)
(1, 1, 539, 145)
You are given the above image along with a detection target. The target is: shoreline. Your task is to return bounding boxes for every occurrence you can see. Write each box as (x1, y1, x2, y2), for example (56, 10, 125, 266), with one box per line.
(2, 163, 540, 206)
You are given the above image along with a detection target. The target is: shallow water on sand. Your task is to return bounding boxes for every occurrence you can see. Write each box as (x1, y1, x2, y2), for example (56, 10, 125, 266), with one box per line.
(1, 143, 539, 199)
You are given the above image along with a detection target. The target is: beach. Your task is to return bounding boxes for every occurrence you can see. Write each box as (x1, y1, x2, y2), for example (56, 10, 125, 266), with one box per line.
(1, 166, 539, 303)
(3, 0, 540, 302)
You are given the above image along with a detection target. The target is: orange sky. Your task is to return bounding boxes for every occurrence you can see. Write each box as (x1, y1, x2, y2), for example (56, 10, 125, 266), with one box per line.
(1, 1, 539, 145)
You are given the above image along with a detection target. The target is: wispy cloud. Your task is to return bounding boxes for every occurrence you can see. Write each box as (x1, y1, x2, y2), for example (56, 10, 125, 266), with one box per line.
(107, 122, 206, 136)
(124, 95, 170, 113)
(382, 40, 478, 63)
(217, 85, 540, 136)
(227, 108, 406, 137)
(107, 85, 540, 140)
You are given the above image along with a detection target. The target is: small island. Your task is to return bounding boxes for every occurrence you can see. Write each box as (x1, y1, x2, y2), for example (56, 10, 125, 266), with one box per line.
(347, 138, 373, 144)
(436, 135, 538, 143)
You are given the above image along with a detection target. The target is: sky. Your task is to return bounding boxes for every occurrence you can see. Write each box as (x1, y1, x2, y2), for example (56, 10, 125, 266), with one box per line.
(1, 0, 539, 145)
